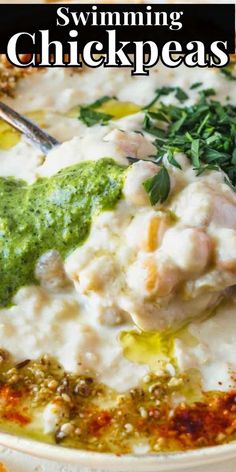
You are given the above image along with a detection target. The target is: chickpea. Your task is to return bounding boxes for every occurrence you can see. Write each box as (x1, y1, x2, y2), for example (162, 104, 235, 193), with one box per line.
(161, 227, 211, 274)
(35, 250, 69, 290)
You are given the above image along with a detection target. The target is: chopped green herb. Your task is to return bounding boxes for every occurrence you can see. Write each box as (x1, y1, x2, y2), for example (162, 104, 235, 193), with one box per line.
(195, 164, 219, 176)
(169, 112, 187, 134)
(78, 96, 115, 127)
(142, 89, 236, 185)
(88, 96, 112, 108)
(190, 82, 203, 90)
(167, 150, 182, 169)
(220, 63, 236, 81)
(143, 114, 167, 139)
(143, 166, 170, 205)
(79, 108, 113, 127)
(199, 88, 216, 99)
(175, 87, 188, 103)
(232, 148, 236, 165)
(143, 87, 175, 110)
(143, 86, 188, 110)
(191, 138, 200, 168)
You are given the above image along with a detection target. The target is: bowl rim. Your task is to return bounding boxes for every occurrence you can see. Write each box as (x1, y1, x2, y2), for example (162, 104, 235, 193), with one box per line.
(0, 6, 234, 469)
(0, 431, 236, 471)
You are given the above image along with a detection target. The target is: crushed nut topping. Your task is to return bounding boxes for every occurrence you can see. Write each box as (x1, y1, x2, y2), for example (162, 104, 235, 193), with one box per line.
(0, 352, 236, 454)
(0, 55, 35, 97)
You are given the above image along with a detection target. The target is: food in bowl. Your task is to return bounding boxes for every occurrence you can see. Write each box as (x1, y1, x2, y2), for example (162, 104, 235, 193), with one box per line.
(0, 57, 235, 454)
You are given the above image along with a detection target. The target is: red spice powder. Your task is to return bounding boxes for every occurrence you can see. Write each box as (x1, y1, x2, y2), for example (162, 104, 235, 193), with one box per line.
(3, 411, 30, 426)
(0, 386, 22, 406)
(135, 391, 236, 450)
(88, 411, 112, 435)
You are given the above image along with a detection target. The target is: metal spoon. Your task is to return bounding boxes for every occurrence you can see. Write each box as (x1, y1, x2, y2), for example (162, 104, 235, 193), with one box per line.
(0, 101, 59, 154)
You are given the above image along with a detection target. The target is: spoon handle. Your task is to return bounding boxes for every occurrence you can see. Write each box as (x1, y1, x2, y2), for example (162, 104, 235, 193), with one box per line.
(0, 101, 59, 154)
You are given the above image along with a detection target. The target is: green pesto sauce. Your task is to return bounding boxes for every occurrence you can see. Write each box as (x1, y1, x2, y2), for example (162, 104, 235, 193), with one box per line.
(0, 158, 126, 307)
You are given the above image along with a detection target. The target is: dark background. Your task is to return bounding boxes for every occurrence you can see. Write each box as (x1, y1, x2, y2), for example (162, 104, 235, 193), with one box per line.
(0, 3, 234, 54)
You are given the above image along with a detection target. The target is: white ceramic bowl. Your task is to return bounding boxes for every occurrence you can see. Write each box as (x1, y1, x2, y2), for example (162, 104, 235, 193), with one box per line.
(0, 430, 236, 471)
(0, 1, 235, 471)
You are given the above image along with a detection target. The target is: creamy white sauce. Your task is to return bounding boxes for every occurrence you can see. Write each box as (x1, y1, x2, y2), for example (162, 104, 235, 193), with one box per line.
(175, 299, 236, 391)
(0, 64, 236, 395)
(0, 286, 147, 392)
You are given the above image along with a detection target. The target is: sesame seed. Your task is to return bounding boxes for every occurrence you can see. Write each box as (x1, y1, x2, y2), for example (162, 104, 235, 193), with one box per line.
(60, 423, 74, 436)
(166, 363, 176, 377)
(8, 368, 17, 375)
(48, 379, 58, 390)
(61, 393, 71, 403)
(153, 437, 165, 451)
(167, 377, 183, 388)
(124, 423, 133, 433)
(143, 374, 151, 383)
(8, 374, 19, 384)
(155, 368, 165, 377)
(75, 427, 82, 435)
(148, 383, 161, 394)
(85, 352, 97, 362)
(216, 432, 226, 442)
(55, 431, 65, 441)
(139, 407, 148, 418)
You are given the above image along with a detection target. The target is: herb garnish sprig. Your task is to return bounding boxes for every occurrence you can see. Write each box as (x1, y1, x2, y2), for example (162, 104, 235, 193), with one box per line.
(78, 82, 236, 206)
(143, 166, 170, 206)
(142, 88, 236, 204)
